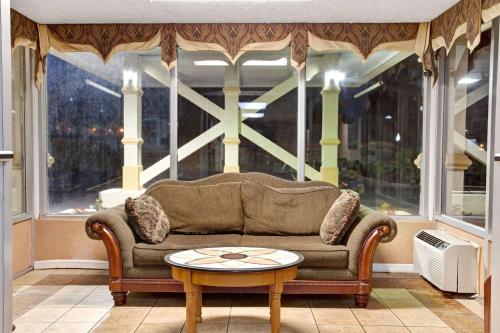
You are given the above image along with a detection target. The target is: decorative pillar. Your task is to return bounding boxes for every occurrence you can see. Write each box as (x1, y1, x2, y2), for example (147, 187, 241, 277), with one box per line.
(121, 55, 144, 190)
(320, 85, 341, 185)
(223, 64, 241, 173)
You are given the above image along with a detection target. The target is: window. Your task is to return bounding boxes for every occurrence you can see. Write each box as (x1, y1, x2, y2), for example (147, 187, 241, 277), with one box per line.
(306, 50, 424, 216)
(45, 49, 168, 214)
(12, 47, 27, 216)
(441, 29, 491, 228)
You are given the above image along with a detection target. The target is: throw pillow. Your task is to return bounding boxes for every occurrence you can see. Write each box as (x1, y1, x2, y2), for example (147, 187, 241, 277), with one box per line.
(320, 190, 360, 245)
(241, 181, 341, 235)
(125, 194, 170, 244)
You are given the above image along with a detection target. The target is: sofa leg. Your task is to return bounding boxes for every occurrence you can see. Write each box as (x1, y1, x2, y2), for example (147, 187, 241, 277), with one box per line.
(111, 291, 127, 306)
(354, 294, 369, 308)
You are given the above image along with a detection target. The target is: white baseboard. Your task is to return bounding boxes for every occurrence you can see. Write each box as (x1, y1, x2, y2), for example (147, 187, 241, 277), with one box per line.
(34, 260, 109, 270)
(33, 259, 413, 274)
(373, 263, 415, 273)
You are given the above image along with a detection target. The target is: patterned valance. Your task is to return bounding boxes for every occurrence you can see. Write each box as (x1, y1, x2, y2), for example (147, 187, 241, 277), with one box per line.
(431, 0, 500, 53)
(9, 0, 500, 87)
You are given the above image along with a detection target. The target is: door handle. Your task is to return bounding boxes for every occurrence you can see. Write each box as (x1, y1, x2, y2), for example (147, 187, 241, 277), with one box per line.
(0, 151, 13, 162)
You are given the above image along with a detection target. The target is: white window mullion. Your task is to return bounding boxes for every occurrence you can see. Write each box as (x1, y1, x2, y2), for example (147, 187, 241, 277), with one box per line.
(169, 65, 178, 180)
(297, 67, 306, 181)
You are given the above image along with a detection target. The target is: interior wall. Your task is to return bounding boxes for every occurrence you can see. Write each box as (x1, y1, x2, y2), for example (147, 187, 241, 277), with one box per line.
(34, 218, 106, 261)
(13, 219, 33, 276)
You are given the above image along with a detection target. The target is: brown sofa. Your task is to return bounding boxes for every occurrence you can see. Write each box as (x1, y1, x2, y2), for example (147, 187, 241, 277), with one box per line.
(86, 172, 397, 307)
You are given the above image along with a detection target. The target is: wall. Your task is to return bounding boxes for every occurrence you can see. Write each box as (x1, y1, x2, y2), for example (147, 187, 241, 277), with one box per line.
(34, 218, 431, 266)
(13, 219, 33, 276)
(34, 218, 106, 261)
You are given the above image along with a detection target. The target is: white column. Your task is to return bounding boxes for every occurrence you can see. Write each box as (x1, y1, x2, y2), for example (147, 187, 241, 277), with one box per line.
(320, 85, 340, 185)
(223, 64, 240, 173)
(122, 55, 143, 190)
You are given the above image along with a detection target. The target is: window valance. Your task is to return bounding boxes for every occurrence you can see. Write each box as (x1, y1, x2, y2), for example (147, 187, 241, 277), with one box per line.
(9, 0, 500, 87)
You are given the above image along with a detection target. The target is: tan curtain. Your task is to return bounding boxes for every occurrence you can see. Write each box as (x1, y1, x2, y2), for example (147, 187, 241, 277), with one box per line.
(11, 9, 38, 49)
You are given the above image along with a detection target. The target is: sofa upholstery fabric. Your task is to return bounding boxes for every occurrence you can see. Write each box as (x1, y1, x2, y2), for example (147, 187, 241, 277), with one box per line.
(320, 190, 360, 245)
(241, 181, 341, 235)
(146, 182, 244, 234)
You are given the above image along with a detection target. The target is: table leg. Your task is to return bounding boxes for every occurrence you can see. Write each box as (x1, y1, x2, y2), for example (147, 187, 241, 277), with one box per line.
(185, 284, 198, 333)
(196, 286, 202, 323)
(269, 283, 282, 333)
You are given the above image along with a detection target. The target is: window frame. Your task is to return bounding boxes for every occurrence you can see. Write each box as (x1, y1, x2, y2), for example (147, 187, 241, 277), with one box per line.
(12, 48, 34, 224)
(434, 21, 499, 238)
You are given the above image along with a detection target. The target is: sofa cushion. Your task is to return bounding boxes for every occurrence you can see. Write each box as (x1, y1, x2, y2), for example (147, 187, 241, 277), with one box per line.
(320, 190, 360, 245)
(124, 194, 169, 244)
(146, 182, 244, 234)
(241, 181, 341, 235)
(133, 234, 242, 267)
(241, 235, 348, 268)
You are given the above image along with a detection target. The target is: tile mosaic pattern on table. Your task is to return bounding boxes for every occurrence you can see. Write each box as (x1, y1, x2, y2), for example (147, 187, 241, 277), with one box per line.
(165, 247, 302, 271)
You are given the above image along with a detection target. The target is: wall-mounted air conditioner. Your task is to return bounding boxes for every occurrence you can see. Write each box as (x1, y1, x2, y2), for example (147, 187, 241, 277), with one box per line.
(413, 229, 478, 293)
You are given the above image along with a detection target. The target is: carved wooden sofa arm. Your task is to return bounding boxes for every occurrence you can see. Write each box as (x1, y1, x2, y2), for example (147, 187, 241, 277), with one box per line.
(86, 208, 134, 305)
(346, 205, 397, 306)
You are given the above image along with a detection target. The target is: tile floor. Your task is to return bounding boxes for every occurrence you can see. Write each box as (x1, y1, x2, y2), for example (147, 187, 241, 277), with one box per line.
(12, 269, 484, 333)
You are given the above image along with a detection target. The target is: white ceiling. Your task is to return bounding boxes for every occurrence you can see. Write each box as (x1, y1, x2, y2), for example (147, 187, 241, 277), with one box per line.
(12, 0, 458, 24)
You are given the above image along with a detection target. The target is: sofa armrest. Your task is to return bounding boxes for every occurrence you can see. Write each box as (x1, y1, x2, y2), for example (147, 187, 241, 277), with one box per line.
(86, 207, 136, 278)
(346, 205, 397, 279)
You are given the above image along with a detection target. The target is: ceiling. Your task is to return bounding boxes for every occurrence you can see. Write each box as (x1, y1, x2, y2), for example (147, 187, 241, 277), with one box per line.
(12, 0, 458, 24)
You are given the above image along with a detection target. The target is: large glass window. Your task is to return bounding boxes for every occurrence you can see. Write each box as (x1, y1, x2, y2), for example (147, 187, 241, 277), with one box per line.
(46, 49, 168, 214)
(12, 47, 27, 216)
(306, 50, 424, 215)
(442, 29, 491, 228)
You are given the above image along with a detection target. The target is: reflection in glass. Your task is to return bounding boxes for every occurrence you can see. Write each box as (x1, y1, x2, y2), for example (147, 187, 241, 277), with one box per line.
(442, 29, 491, 228)
(12, 47, 27, 216)
(306, 50, 423, 215)
(46, 49, 169, 214)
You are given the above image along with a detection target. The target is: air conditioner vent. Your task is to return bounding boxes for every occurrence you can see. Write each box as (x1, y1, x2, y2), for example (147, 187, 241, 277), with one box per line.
(416, 231, 447, 249)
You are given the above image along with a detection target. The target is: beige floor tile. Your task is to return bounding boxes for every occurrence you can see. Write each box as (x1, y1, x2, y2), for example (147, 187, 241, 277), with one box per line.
(91, 322, 140, 333)
(155, 295, 185, 307)
(281, 307, 316, 324)
(13, 295, 49, 309)
(227, 323, 271, 333)
(199, 306, 230, 324)
(16, 285, 63, 296)
(438, 312, 483, 332)
(143, 307, 186, 324)
(100, 307, 151, 324)
(382, 297, 426, 310)
(82, 269, 109, 276)
(373, 289, 417, 300)
(281, 296, 310, 308)
(452, 297, 484, 318)
(352, 309, 403, 326)
(349, 297, 387, 310)
(407, 328, 456, 333)
(317, 324, 365, 333)
(13, 271, 52, 285)
(13, 285, 30, 294)
(363, 326, 410, 333)
(34, 275, 77, 286)
(311, 309, 358, 325)
(229, 306, 269, 324)
(13, 307, 30, 320)
(57, 307, 110, 323)
(392, 310, 448, 327)
(308, 296, 351, 309)
(181, 323, 228, 333)
(54, 285, 98, 296)
(125, 293, 159, 307)
(44, 322, 96, 333)
(280, 324, 320, 333)
(11, 322, 51, 333)
(50, 269, 86, 275)
(91, 285, 111, 295)
(76, 293, 115, 308)
(15, 307, 70, 323)
(38, 295, 86, 308)
(136, 323, 184, 333)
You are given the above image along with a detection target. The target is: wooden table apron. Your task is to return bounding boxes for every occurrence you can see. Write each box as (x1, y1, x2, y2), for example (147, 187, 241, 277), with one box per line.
(171, 265, 298, 333)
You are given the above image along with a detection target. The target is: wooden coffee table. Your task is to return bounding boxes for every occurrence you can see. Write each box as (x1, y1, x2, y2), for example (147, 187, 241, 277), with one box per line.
(165, 247, 304, 333)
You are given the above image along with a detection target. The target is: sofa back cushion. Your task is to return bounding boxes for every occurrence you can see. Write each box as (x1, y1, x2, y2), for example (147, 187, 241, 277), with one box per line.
(147, 182, 244, 234)
(241, 181, 341, 235)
